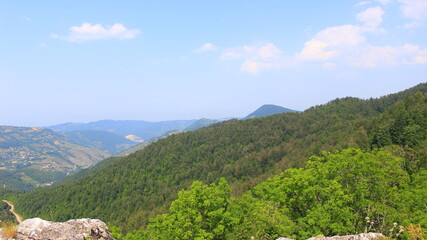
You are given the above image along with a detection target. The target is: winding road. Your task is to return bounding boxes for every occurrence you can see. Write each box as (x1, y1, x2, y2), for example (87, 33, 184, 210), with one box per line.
(2, 200, 23, 224)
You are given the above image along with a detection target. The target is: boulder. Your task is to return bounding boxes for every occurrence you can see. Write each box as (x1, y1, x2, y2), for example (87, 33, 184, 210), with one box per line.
(13, 218, 114, 240)
(305, 233, 385, 240)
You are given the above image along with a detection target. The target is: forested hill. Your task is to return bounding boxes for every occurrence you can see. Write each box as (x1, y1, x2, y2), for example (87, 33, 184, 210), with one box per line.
(10, 83, 427, 232)
(244, 104, 299, 119)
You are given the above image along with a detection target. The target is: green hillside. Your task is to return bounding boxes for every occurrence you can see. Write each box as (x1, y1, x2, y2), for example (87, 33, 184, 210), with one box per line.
(60, 130, 137, 154)
(142, 148, 426, 240)
(0, 126, 111, 191)
(11, 83, 427, 233)
(184, 118, 220, 131)
(0, 126, 110, 172)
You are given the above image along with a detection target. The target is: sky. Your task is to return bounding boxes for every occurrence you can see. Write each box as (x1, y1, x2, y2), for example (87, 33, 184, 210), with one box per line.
(1, 0, 426, 127)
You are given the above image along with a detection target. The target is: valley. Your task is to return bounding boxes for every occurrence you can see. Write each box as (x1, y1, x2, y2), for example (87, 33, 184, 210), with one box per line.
(0, 104, 292, 191)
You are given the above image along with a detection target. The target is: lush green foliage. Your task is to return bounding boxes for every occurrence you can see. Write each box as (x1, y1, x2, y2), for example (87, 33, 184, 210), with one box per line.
(10, 83, 427, 233)
(118, 149, 426, 239)
(58, 157, 121, 185)
(148, 179, 234, 239)
(251, 148, 425, 239)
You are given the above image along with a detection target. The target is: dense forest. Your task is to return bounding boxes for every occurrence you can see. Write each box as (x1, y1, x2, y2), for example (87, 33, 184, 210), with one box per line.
(119, 148, 425, 240)
(4, 83, 427, 238)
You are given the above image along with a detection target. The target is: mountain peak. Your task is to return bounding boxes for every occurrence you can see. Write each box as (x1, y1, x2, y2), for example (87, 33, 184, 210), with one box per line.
(244, 104, 299, 119)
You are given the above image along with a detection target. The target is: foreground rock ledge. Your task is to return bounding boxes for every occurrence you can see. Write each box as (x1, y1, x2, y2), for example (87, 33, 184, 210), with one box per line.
(278, 233, 385, 240)
(6, 218, 114, 240)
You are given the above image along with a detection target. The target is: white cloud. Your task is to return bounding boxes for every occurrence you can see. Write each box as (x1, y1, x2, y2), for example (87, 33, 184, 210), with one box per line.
(221, 43, 286, 73)
(351, 44, 427, 67)
(376, 0, 393, 4)
(356, 7, 385, 29)
(414, 56, 427, 63)
(297, 22, 427, 67)
(398, 0, 427, 28)
(241, 60, 283, 74)
(299, 40, 334, 61)
(196, 43, 217, 53)
(51, 23, 140, 42)
(297, 25, 365, 61)
(355, 1, 372, 7)
(296, 6, 427, 68)
(221, 3, 427, 73)
(323, 62, 337, 70)
(296, 3, 427, 69)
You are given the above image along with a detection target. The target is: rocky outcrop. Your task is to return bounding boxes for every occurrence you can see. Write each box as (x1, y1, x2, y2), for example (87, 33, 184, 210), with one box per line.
(1, 218, 114, 240)
(306, 233, 385, 240)
(277, 232, 385, 240)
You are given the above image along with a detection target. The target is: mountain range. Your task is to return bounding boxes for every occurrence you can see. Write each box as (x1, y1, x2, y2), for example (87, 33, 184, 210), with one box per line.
(7, 83, 426, 235)
(48, 104, 294, 140)
(0, 104, 295, 191)
(47, 119, 198, 141)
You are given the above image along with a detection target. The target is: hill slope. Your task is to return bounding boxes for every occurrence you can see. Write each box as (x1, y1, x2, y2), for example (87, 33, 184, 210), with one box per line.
(244, 104, 299, 119)
(60, 130, 137, 154)
(12, 83, 427, 232)
(184, 118, 220, 131)
(0, 126, 110, 190)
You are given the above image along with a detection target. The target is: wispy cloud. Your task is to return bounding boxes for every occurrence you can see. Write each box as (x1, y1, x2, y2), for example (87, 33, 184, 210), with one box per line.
(355, 1, 372, 7)
(221, 5, 427, 73)
(398, 0, 427, 28)
(373, 0, 427, 28)
(375, 0, 393, 4)
(297, 6, 427, 68)
(357, 6, 385, 29)
(51, 23, 140, 42)
(221, 43, 290, 74)
(196, 43, 217, 53)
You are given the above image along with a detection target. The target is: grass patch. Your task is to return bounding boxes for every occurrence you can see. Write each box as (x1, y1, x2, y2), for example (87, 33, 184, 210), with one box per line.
(1, 222, 17, 238)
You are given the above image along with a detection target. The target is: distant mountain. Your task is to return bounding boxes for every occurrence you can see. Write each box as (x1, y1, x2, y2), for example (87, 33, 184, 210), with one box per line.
(0, 126, 110, 190)
(60, 130, 138, 154)
(48, 119, 197, 140)
(244, 104, 299, 119)
(184, 118, 220, 131)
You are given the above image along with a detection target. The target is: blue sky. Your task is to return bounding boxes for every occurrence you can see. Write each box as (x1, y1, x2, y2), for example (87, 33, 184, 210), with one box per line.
(1, 0, 426, 126)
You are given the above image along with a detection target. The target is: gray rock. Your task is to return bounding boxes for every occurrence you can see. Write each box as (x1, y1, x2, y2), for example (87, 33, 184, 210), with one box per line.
(305, 233, 385, 240)
(13, 218, 114, 240)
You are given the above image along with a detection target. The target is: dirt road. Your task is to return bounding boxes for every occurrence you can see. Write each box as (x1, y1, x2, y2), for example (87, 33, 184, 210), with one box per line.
(2, 200, 23, 224)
